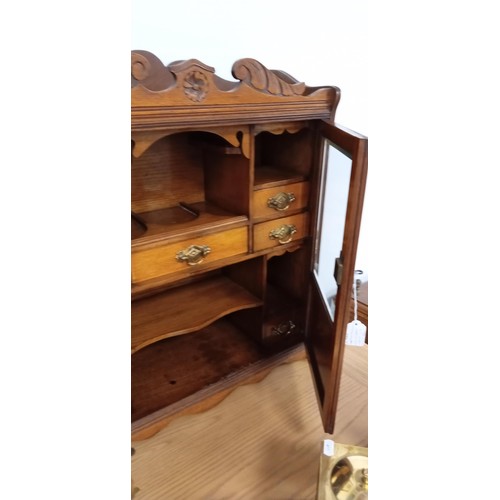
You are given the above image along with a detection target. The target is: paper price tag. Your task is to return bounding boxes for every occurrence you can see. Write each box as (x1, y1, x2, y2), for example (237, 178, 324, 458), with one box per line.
(323, 439, 335, 457)
(345, 320, 367, 346)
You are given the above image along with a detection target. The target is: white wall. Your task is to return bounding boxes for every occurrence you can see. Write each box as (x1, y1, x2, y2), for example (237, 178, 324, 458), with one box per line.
(132, 0, 371, 276)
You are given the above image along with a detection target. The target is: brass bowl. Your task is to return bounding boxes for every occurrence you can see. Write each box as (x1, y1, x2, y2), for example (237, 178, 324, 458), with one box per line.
(317, 442, 368, 500)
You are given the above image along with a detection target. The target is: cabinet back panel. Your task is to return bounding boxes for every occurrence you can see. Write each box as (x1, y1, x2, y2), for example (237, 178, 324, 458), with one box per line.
(267, 244, 311, 303)
(204, 152, 250, 216)
(132, 134, 205, 213)
(223, 256, 266, 299)
(256, 128, 314, 177)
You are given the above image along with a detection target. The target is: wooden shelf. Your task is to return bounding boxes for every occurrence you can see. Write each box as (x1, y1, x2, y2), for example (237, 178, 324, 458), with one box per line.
(254, 165, 306, 189)
(132, 201, 248, 246)
(132, 275, 263, 353)
(132, 318, 266, 422)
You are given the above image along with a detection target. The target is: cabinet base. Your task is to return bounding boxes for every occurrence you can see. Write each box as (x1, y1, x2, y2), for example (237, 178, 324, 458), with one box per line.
(132, 338, 306, 441)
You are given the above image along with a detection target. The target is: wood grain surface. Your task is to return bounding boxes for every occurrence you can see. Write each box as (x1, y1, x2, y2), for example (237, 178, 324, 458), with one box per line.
(253, 212, 309, 252)
(253, 181, 309, 221)
(131, 345, 367, 499)
(131, 226, 248, 283)
(131, 276, 262, 353)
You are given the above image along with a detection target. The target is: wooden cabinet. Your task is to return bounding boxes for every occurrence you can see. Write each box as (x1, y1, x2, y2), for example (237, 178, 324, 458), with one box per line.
(131, 51, 367, 440)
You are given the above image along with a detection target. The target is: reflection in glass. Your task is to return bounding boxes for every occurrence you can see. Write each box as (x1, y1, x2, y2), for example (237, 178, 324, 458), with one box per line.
(314, 141, 352, 319)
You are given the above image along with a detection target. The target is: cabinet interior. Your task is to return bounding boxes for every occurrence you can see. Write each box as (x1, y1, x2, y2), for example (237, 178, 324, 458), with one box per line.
(254, 128, 313, 187)
(132, 124, 314, 426)
(132, 131, 250, 244)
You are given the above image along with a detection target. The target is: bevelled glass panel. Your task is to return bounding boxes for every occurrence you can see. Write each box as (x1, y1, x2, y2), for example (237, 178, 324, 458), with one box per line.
(314, 141, 352, 319)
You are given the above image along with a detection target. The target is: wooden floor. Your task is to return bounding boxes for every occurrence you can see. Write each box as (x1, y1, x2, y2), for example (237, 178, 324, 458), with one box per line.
(131, 344, 368, 499)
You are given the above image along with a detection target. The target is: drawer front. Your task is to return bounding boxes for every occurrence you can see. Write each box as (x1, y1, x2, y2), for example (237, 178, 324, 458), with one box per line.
(132, 226, 248, 283)
(253, 182, 309, 219)
(253, 213, 309, 252)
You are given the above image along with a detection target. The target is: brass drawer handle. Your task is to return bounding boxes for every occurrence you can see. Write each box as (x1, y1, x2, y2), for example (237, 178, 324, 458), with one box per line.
(269, 224, 297, 244)
(267, 192, 296, 211)
(271, 320, 296, 337)
(176, 244, 211, 266)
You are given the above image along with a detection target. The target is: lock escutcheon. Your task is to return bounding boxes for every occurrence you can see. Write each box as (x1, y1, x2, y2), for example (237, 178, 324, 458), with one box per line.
(271, 320, 296, 337)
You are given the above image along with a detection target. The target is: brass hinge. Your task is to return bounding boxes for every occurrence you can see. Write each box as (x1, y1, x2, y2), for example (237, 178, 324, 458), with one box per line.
(334, 256, 344, 286)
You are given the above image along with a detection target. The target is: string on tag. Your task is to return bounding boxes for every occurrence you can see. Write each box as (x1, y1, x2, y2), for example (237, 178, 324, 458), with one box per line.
(353, 277, 358, 322)
(345, 272, 366, 346)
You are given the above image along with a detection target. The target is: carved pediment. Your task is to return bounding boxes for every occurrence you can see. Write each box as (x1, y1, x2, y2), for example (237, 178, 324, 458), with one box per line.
(131, 51, 340, 130)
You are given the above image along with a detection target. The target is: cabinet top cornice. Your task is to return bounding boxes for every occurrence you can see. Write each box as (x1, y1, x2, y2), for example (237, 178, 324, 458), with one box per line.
(131, 51, 341, 131)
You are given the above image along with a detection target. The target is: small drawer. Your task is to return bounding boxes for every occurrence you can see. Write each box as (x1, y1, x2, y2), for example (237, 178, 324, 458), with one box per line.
(253, 182, 309, 220)
(253, 213, 309, 252)
(131, 226, 248, 283)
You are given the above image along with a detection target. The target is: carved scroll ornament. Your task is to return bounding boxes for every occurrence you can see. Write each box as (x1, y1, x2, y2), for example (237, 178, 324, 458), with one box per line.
(131, 51, 175, 91)
(232, 58, 306, 96)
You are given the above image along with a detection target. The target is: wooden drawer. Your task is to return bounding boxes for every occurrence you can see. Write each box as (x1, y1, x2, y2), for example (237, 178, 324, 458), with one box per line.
(253, 213, 309, 252)
(132, 226, 248, 283)
(253, 182, 309, 220)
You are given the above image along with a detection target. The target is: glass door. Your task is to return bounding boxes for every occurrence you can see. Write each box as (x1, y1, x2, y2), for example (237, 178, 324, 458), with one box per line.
(306, 122, 367, 434)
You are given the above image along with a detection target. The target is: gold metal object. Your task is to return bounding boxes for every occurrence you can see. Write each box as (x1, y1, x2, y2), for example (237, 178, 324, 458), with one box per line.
(176, 245, 211, 266)
(334, 256, 344, 286)
(317, 442, 368, 500)
(271, 320, 296, 337)
(269, 224, 297, 244)
(267, 192, 296, 211)
(360, 469, 368, 490)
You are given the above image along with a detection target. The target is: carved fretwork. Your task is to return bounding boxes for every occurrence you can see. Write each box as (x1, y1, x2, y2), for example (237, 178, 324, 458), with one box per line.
(131, 126, 251, 159)
(253, 121, 309, 136)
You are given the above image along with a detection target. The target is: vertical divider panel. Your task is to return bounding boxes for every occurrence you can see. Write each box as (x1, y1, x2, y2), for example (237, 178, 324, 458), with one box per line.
(225, 256, 267, 342)
(203, 127, 252, 218)
(248, 126, 256, 252)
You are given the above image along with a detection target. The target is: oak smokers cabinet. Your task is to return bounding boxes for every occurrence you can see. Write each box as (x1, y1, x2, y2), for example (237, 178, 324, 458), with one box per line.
(131, 51, 367, 440)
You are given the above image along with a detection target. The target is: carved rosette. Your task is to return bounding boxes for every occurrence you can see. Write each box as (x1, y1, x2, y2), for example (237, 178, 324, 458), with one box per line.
(183, 71, 209, 102)
(232, 58, 306, 96)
